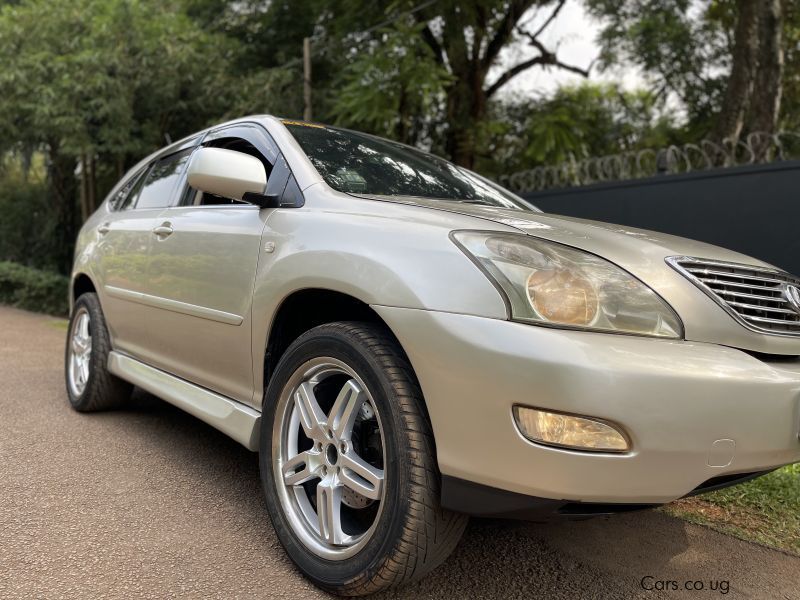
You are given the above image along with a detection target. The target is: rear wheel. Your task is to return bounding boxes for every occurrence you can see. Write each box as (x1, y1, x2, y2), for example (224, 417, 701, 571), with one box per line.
(260, 322, 467, 596)
(64, 292, 132, 412)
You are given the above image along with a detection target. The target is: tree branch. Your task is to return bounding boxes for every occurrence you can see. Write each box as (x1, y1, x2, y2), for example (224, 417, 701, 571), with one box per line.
(485, 55, 549, 97)
(529, 0, 566, 40)
(419, 23, 445, 65)
(485, 38, 593, 98)
(482, 0, 537, 69)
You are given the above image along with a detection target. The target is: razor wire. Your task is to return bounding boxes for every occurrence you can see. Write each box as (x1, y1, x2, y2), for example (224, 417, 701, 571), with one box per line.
(501, 131, 800, 193)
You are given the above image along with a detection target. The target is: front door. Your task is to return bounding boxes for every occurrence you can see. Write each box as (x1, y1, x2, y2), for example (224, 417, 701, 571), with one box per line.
(143, 204, 269, 405)
(141, 125, 282, 406)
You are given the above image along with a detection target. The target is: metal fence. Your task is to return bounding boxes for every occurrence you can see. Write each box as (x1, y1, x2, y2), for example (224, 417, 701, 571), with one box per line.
(520, 158, 800, 276)
(502, 131, 800, 193)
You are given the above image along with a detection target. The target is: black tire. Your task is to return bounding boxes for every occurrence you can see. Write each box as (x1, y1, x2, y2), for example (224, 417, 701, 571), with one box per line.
(64, 292, 132, 412)
(260, 322, 467, 596)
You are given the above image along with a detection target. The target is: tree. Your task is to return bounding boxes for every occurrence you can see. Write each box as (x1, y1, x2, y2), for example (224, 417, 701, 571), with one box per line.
(782, 0, 800, 131)
(311, 1, 592, 167)
(709, 0, 760, 143)
(586, 0, 791, 145)
(413, 0, 594, 167)
(749, 0, 784, 135)
(181, 1, 596, 166)
(477, 83, 677, 177)
(329, 22, 452, 145)
(0, 0, 244, 271)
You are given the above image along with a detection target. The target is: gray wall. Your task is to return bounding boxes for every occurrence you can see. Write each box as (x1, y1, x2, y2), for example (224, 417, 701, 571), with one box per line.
(522, 160, 800, 276)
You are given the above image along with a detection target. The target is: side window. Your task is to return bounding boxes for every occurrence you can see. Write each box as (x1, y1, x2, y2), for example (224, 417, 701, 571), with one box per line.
(109, 168, 146, 211)
(133, 148, 193, 210)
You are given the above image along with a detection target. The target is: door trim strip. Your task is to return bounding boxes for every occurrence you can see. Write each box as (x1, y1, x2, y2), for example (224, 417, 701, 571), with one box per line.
(105, 285, 243, 326)
(108, 351, 260, 450)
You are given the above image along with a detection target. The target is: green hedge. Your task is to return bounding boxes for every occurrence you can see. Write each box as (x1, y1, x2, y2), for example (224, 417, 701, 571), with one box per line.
(0, 261, 69, 316)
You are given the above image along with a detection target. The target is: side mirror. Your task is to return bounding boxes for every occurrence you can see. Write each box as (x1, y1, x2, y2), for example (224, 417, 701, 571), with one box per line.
(186, 147, 267, 201)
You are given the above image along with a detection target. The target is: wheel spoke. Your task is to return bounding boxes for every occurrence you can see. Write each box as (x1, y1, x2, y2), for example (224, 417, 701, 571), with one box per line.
(79, 359, 89, 385)
(79, 313, 90, 341)
(71, 354, 81, 382)
(317, 477, 348, 545)
(327, 379, 364, 441)
(282, 450, 321, 486)
(67, 309, 93, 396)
(339, 451, 384, 500)
(294, 382, 328, 440)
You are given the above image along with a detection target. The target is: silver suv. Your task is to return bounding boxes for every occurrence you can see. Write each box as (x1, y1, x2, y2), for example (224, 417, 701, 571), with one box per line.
(66, 116, 800, 595)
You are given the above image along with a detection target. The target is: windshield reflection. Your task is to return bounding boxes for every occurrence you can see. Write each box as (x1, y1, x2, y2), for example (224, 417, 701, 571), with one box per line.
(284, 122, 535, 211)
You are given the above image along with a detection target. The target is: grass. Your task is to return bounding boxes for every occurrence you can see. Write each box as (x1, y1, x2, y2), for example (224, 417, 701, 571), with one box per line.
(663, 464, 800, 555)
(47, 318, 69, 331)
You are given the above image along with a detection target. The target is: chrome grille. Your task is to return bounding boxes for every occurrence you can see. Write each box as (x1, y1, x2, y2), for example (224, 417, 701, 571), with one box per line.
(667, 256, 800, 336)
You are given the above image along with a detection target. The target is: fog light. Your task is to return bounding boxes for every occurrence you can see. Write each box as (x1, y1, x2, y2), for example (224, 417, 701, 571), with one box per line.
(513, 406, 629, 453)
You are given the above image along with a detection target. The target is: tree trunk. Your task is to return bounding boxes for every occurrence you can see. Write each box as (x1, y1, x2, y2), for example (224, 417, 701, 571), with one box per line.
(47, 143, 78, 275)
(749, 0, 783, 150)
(79, 153, 89, 223)
(445, 68, 487, 169)
(87, 153, 97, 214)
(711, 0, 761, 147)
(396, 87, 408, 145)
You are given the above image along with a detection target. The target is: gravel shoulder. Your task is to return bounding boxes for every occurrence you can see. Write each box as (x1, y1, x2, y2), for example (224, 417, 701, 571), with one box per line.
(1, 306, 798, 599)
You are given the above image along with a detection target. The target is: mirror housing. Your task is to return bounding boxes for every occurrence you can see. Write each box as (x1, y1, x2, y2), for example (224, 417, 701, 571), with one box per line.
(186, 147, 267, 201)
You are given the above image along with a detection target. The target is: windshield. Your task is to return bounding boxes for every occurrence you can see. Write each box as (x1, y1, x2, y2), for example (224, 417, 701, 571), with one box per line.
(283, 121, 535, 210)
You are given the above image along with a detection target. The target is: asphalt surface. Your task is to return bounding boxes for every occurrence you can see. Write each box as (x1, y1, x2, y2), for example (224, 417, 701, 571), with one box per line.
(1, 305, 798, 600)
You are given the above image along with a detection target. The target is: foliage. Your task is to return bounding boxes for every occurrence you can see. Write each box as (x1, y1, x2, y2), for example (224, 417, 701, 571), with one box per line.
(0, 261, 69, 316)
(585, 0, 798, 138)
(0, 1, 229, 160)
(0, 154, 62, 272)
(781, 0, 800, 131)
(236, 0, 599, 165)
(0, 0, 797, 286)
(329, 22, 452, 145)
(477, 83, 679, 177)
(0, 0, 287, 273)
(585, 0, 731, 136)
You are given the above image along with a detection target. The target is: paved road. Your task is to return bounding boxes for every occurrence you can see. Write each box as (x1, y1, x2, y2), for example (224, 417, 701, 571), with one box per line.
(1, 305, 798, 599)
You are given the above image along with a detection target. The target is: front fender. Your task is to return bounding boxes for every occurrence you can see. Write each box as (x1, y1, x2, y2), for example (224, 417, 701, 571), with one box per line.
(249, 192, 510, 398)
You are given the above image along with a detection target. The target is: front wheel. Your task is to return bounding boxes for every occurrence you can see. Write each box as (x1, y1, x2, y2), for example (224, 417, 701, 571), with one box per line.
(260, 322, 467, 596)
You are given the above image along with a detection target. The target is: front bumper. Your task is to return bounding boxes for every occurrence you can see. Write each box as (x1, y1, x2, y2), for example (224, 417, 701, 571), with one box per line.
(374, 307, 800, 505)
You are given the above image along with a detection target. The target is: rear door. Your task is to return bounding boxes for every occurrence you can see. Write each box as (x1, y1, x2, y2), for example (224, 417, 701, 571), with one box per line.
(97, 145, 196, 363)
(141, 124, 283, 406)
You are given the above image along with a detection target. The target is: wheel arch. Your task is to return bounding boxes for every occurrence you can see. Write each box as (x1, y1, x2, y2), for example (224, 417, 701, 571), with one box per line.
(70, 272, 98, 315)
(263, 288, 411, 394)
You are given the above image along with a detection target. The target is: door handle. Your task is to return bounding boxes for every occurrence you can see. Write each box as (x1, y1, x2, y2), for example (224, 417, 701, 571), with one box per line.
(152, 223, 173, 238)
(97, 222, 111, 235)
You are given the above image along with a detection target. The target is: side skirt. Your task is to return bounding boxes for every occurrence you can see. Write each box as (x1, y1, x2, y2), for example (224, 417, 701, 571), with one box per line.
(107, 351, 261, 451)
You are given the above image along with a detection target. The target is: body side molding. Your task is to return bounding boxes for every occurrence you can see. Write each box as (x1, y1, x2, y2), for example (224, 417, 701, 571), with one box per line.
(107, 351, 260, 450)
(104, 285, 243, 326)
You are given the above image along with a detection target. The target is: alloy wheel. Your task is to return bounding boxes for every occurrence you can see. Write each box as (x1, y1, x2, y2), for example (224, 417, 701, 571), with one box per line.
(273, 357, 386, 560)
(67, 307, 92, 397)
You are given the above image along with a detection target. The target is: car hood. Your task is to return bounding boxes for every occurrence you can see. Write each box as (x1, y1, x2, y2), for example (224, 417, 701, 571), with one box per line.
(358, 195, 800, 355)
(358, 195, 773, 270)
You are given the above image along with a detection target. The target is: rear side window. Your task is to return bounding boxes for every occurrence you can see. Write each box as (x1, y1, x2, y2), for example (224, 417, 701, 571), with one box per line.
(109, 168, 146, 211)
(133, 149, 193, 210)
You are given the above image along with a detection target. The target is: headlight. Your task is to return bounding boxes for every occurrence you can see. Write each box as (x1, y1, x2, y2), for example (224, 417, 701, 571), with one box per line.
(452, 231, 683, 338)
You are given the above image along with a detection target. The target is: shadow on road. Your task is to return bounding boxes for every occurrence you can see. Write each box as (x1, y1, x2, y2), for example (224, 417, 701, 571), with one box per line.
(117, 389, 710, 599)
(7, 306, 791, 599)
